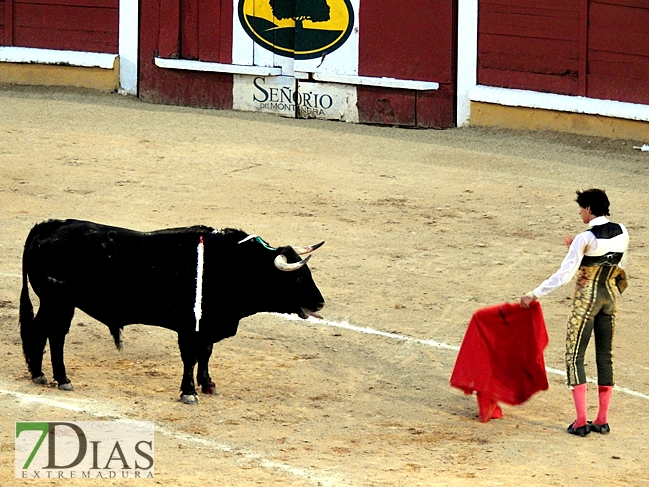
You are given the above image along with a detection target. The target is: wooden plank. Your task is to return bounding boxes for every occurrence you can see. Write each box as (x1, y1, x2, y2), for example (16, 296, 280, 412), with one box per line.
(591, 0, 648, 8)
(14, 26, 117, 52)
(4, 0, 12, 45)
(198, 0, 219, 62)
(356, 86, 416, 126)
(578, 0, 587, 95)
(480, 34, 578, 61)
(480, 3, 579, 18)
(589, 53, 649, 80)
(478, 67, 579, 96)
(479, 10, 578, 40)
(180, 0, 199, 60)
(589, 28, 649, 57)
(416, 85, 455, 128)
(479, 51, 579, 76)
(590, 2, 649, 31)
(589, 4, 649, 56)
(158, 0, 180, 58)
(17, 0, 117, 7)
(14, 4, 118, 32)
(480, 0, 578, 12)
(587, 73, 649, 105)
(219, 0, 232, 64)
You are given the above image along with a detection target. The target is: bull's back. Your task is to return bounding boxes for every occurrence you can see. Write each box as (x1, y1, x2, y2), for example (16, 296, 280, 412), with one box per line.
(24, 220, 212, 328)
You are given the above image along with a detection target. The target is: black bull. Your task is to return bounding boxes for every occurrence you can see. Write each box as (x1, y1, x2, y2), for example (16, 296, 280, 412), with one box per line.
(19, 219, 324, 404)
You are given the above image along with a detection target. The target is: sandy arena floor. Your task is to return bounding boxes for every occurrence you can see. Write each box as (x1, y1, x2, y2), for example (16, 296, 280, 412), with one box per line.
(1, 85, 648, 486)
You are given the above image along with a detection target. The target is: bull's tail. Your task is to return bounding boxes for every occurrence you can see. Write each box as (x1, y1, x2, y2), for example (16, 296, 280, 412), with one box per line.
(109, 326, 123, 351)
(20, 225, 38, 375)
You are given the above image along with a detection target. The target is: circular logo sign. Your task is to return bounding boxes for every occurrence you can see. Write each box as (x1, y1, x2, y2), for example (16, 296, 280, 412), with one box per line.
(238, 0, 354, 60)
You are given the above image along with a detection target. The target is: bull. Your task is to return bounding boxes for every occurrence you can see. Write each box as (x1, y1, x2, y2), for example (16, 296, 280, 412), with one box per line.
(19, 219, 324, 404)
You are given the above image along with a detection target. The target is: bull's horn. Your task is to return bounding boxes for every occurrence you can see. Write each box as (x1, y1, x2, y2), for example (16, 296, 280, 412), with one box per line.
(292, 241, 325, 255)
(275, 254, 311, 272)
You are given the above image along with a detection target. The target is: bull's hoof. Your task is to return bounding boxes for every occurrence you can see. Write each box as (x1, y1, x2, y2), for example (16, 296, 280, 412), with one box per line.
(32, 375, 48, 385)
(58, 382, 74, 391)
(201, 381, 217, 395)
(180, 394, 199, 405)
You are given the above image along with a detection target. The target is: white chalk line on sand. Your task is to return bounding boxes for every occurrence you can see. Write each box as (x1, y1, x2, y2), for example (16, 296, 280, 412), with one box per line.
(0, 385, 341, 486)
(274, 314, 649, 402)
(0, 272, 649, 401)
(3, 266, 648, 401)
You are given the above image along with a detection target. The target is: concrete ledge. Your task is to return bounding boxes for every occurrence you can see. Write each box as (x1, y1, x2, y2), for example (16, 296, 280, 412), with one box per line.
(470, 101, 649, 141)
(469, 85, 649, 123)
(0, 46, 117, 69)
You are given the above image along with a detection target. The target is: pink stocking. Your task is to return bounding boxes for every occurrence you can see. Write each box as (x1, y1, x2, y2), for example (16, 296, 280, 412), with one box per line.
(594, 386, 613, 425)
(571, 383, 588, 428)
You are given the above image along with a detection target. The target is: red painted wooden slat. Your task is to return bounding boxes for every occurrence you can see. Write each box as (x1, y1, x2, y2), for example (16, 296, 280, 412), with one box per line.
(480, 35, 579, 61)
(479, 11, 578, 40)
(17, 0, 116, 7)
(587, 73, 649, 105)
(589, 54, 649, 80)
(589, 4, 649, 56)
(589, 28, 649, 57)
(590, 2, 649, 31)
(416, 86, 455, 129)
(480, 0, 578, 11)
(219, 0, 232, 64)
(578, 0, 587, 95)
(180, 0, 199, 60)
(4, 0, 12, 46)
(14, 4, 117, 32)
(198, 0, 220, 62)
(480, 52, 579, 76)
(14, 26, 117, 52)
(158, 0, 180, 58)
(479, 68, 579, 95)
(357, 86, 416, 126)
(591, 0, 647, 8)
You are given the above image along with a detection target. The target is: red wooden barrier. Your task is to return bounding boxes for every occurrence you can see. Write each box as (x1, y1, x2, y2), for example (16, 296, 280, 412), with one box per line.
(358, 0, 456, 128)
(478, 0, 649, 105)
(1, 0, 118, 53)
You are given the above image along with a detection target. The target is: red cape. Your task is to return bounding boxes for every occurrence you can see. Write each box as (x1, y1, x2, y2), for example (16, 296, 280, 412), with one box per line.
(450, 301, 549, 422)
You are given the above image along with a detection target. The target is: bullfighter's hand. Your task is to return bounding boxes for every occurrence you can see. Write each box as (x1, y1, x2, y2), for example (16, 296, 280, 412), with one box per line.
(520, 294, 536, 308)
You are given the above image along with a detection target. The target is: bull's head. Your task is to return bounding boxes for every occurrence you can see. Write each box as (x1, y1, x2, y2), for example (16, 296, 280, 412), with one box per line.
(272, 241, 325, 319)
(234, 233, 325, 320)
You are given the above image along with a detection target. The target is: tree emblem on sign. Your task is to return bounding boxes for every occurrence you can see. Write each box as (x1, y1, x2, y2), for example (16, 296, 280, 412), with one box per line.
(238, 0, 354, 60)
(270, 0, 331, 31)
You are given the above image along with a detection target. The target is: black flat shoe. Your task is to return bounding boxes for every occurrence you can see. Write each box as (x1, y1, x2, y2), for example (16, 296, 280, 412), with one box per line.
(588, 422, 610, 434)
(567, 422, 590, 437)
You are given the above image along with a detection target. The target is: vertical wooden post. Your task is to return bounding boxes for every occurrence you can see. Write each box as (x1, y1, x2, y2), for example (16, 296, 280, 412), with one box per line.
(4, 0, 13, 46)
(180, 0, 199, 60)
(578, 0, 588, 96)
(219, 0, 233, 64)
(158, 0, 180, 58)
(198, 0, 220, 62)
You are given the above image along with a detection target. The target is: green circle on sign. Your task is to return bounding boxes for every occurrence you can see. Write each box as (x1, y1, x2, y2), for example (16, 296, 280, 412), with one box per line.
(238, 0, 354, 60)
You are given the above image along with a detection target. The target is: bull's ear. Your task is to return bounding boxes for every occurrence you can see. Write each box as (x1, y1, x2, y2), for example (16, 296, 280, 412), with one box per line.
(274, 254, 311, 272)
(292, 241, 324, 255)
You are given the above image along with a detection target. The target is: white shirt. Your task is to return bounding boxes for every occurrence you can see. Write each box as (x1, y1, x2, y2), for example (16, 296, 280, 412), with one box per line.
(530, 217, 629, 298)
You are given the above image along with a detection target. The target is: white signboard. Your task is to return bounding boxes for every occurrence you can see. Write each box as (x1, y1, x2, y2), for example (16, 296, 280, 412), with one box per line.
(233, 75, 358, 121)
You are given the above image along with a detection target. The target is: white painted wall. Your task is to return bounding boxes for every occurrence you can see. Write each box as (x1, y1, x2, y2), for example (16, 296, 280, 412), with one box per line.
(456, 0, 478, 127)
(118, 0, 139, 95)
